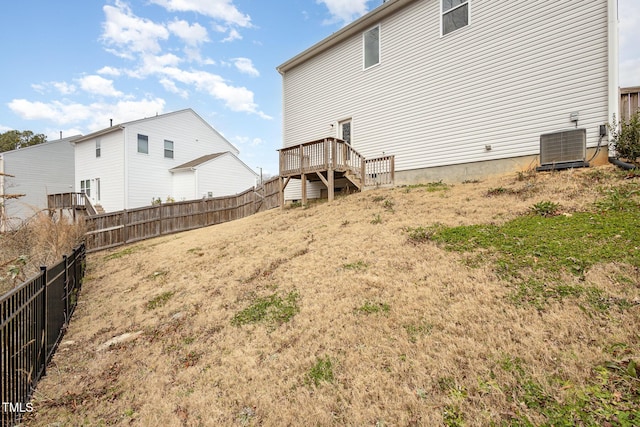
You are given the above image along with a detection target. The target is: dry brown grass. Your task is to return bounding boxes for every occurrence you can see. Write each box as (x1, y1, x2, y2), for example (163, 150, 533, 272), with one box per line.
(22, 166, 639, 426)
(0, 211, 86, 294)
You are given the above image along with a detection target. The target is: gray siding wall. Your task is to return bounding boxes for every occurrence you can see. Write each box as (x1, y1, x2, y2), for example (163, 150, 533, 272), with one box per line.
(282, 0, 610, 174)
(3, 139, 75, 222)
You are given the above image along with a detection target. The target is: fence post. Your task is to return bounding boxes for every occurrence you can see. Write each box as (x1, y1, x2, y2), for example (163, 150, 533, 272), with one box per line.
(63, 254, 69, 324)
(39, 265, 47, 377)
(123, 209, 128, 244)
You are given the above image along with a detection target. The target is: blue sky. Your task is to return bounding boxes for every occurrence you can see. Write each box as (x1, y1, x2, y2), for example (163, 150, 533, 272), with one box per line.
(1, 0, 639, 176)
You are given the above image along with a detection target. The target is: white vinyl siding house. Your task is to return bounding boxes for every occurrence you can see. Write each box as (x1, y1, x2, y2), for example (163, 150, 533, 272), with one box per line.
(73, 109, 257, 212)
(0, 136, 78, 226)
(169, 152, 258, 200)
(278, 0, 618, 194)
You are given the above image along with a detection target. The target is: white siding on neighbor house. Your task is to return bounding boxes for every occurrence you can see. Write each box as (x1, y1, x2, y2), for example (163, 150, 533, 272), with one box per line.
(2, 138, 76, 222)
(124, 110, 241, 209)
(74, 130, 125, 212)
(282, 0, 610, 173)
(172, 170, 196, 201)
(195, 153, 257, 198)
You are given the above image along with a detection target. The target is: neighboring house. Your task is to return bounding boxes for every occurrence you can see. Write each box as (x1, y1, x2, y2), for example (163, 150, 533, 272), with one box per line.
(277, 0, 619, 200)
(73, 109, 257, 212)
(0, 135, 79, 228)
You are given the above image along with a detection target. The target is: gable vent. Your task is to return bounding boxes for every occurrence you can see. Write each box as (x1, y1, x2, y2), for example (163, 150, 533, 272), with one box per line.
(537, 128, 589, 171)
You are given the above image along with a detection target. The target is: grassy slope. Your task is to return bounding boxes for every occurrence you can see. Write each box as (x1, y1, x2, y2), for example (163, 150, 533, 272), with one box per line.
(24, 166, 639, 426)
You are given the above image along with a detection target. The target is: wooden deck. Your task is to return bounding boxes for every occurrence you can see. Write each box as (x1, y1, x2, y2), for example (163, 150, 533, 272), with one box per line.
(47, 192, 98, 217)
(278, 138, 394, 204)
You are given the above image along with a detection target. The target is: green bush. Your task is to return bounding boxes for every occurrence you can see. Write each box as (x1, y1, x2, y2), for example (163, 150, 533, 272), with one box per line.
(608, 111, 640, 165)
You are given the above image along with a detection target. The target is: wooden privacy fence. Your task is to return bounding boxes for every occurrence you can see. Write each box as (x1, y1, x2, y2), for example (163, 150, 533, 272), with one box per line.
(620, 87, 640, 121)
(84, 177, 280, 253)
(1, 244, 86, 427)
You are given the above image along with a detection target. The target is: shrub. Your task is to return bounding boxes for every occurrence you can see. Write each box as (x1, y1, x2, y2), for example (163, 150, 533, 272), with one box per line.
(608, 112, 640, 165)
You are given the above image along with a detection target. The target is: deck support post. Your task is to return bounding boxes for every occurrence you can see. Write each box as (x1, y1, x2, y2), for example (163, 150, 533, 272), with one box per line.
(328, 170, 334, 202)
(279, 176, 291, 209)
(301, 174, 307, 205)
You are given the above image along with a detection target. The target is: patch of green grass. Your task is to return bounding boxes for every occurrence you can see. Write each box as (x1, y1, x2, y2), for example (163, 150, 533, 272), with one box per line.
(370, 213, 382, 224)
(342, 260, 368, 271)
(372, 195, 385, 202)
(146, 291, 174, 310)
(495, 351, 640, 426)
(401, 180, 450, 193)
(529, 200, 560, 217)
(356, 301, 390, 315)
(403, 320, 432, 343)
(231, 291, 300, 327)
(442, 404, 465, 427)
(306, 356, 334, 387)
(104, 245, 142, 260)
(403, 224, 443, 244)
(595, 185, 639, 212)
(426, 202, 640, 309)
(383, 199, 395, 212)
(187, 247, 204, 256)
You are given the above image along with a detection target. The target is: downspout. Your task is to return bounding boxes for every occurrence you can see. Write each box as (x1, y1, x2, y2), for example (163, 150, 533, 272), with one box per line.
(123, 130, 129, 210)
(606, 0, 637, 170)
(194, 168, 198, 199)
(607, 0, 621, 160)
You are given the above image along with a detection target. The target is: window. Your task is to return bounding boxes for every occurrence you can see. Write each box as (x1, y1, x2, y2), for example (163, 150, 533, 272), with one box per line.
(164, 140, 174, 159)
(363, 26, 380, 69)
(137, 134, 148, 154)
(442, 0, 469, 36)
(80, 179, 91, 198)
(96, 139, 101, 158)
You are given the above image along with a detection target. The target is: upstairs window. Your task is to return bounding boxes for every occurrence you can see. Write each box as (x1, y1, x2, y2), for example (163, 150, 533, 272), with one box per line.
(164, 140, 174, 159)
(363, 25, 380, 69)
(96, 139, 101, 158)
(137, 134, 148, 154)
(442, 0, 469, 36)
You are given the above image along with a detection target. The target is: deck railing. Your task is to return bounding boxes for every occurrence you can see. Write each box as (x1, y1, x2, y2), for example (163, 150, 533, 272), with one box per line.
(279, 138, 394, 188)
(364, 155, 395, 187)
(279, 138, 364, 178)
(46, 192, 98, 216)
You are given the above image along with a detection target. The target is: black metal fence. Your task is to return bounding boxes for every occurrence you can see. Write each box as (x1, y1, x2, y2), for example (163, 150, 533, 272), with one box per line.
(1, 243, 86, 426)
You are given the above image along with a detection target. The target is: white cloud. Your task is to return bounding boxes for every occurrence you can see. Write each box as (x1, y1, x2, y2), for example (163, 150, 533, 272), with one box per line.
(221, 28, 242, 43)
(150, 0, 251, 27)
(97, 66, 122, 77)
(30, 81, 76, 95)
(317, 0, 371, 25)
(168, 19, 209, 46)
(0, 125, 13, 133)
(158, 67, 269, 117)
(232, 58, 259, 77)
(101, 1, 169, 58)
(159, 78, 189, 98)
(233, 136, 265, 146)
(8, 98, 167, 132)
(78, 75, 123, 97)
(54, 82, 77, 95)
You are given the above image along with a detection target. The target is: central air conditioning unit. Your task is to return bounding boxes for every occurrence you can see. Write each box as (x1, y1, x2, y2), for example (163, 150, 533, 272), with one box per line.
(536, 128, 589, 171)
